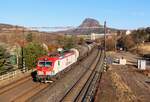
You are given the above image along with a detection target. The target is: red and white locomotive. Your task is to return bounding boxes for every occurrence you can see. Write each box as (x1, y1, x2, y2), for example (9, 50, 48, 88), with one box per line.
(34, 43, 96, 82)
(35, 48, 79, 82)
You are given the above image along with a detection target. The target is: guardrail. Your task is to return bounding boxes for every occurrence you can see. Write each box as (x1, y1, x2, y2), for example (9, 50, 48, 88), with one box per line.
(0, 69, 33, 81)
(0, 70, 22, 81)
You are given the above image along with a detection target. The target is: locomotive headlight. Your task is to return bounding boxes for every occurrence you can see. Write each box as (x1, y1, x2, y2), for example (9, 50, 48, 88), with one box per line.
(46, 71, 51, 75)
(38, 71, 44, 75)
(45, 58, 48, 61)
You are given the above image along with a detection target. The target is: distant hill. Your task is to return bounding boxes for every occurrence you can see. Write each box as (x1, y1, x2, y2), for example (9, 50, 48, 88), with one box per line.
(0, 23, 58, 44)
(79, 18, 102, 28)
(55, 18, 120, 35)
(0, 23, 29, 33)
(0, 23, 15, 28)
(0, 18, 124, 35)
(74, 18, 104, 34)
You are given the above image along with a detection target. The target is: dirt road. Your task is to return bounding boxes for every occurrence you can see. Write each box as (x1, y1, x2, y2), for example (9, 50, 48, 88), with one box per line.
(95, 52, 150, 102)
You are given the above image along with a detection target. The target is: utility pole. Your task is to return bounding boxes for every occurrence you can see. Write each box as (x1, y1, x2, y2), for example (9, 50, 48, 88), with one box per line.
(114, 32, 117, 52)
(21, 28, 26, 72)
(103, 21, 107, 72)
(104, 21, 107, 58)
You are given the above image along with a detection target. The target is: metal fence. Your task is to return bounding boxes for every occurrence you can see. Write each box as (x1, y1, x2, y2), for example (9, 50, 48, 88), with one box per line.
(0, 70, 22, 81)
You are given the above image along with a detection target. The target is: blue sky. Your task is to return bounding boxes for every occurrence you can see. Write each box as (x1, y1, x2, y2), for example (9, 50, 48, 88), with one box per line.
(0, 0, 150, 29)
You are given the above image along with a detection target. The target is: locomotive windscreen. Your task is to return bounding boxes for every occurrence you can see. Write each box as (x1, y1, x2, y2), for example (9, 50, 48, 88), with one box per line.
(38, 61, 52, 67)
(45, 61, 52, 67)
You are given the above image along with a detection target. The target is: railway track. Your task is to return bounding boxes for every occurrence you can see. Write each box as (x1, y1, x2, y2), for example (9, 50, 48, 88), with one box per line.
(79, 51, 104, 102)
(11, 58, 88, 102)
(0, 75, 31, 95)
(27, 48, 99, 102)
(12, 83, 50, 102)
(60, 50, 104, 102)
(0, 46, 96, 102)
(0, 74, 51, 102)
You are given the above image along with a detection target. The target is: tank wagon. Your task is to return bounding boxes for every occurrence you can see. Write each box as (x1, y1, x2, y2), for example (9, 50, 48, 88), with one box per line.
(34, 43, 96, 82)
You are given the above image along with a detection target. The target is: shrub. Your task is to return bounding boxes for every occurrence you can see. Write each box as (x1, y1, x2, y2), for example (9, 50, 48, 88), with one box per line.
(23, 42, 47, 69)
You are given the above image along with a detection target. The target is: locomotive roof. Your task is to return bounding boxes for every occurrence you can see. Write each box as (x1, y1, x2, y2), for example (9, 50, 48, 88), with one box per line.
(38, 50, 74, 61)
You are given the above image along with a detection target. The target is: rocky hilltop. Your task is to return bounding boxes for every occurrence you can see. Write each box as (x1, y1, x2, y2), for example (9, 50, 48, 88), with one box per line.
(79, 18, 102, 28)
(57, 18, 119, 35)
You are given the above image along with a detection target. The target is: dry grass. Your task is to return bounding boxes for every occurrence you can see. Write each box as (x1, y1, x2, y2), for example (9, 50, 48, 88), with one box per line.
(110, 72, 137, 102)
(140, 43, 150, 51)
(130, 43, 150, 54)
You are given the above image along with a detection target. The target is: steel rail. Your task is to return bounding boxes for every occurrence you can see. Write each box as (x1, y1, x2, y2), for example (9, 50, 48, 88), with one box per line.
(60, 49, 103, 102)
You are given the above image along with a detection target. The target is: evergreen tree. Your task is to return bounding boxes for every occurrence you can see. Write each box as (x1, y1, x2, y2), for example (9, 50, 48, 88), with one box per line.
(0, 46, 12, 73)
(57, 35, 76, 49)
(23, 42, 47, 69)
(0, 46, 6, 68)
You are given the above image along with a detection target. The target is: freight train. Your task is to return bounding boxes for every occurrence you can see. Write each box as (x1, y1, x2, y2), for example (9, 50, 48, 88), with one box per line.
(33, 43, 95, 82)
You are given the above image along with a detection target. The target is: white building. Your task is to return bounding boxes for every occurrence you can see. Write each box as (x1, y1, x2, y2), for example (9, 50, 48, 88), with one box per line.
(91, 33, 104, 40)
(126, 30, 131, 35)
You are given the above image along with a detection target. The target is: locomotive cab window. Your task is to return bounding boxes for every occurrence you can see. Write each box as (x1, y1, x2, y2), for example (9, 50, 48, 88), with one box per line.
(45, 61, 52, 67)
(38, 61, 45, 67)
(38, 61, 52, 67)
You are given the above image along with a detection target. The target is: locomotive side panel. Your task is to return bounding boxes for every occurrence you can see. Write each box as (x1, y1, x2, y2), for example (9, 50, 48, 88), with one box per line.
(53, 54, 77, 74)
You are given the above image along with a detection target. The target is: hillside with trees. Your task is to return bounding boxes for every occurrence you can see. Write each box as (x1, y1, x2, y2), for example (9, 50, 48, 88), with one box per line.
(105, 27, 150, 55)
